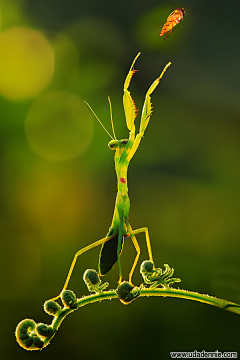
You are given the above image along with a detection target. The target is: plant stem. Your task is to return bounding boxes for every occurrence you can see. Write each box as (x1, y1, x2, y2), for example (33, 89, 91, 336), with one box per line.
(41, 287, 240, 349)
(140, 287, 240, 314)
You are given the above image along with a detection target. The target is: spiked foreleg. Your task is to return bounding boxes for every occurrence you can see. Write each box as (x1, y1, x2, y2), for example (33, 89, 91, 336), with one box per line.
(127, 62, 171, 161)
(123, 52, 141, 133)
(139, 62, 172, 134)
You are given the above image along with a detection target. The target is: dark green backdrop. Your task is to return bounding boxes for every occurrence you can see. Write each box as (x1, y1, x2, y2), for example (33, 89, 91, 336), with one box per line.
(0, 0, 240, 358)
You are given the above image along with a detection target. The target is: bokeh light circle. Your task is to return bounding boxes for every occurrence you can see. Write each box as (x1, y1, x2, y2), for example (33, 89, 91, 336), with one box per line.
(25, 91, 93, 160)
(0, 27, 54, 100)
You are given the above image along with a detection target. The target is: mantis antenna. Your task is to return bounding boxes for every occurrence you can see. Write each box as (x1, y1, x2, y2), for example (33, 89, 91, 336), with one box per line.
(108, 96, 117, 140)
(84, 101, 114, 140)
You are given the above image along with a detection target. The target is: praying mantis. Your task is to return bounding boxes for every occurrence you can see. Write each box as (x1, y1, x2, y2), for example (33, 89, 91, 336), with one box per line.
(50, 52, 171, 301)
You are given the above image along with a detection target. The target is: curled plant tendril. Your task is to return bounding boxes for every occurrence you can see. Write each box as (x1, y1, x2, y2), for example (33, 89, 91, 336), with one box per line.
(15, 263, 240, 351)
(116, 281, 141, 304)
(15, 319, 44, 351)
(36, 323, 55, 337)
(140, 261, 181, 289)
(83, 269, 109, 293)
(61, 290, 78, 309)
(44, 300, 61, 316)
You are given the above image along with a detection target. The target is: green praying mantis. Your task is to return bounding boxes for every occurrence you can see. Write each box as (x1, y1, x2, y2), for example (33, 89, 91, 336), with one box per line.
(50, 52, 171, 301)
(15, 51, 240, 352)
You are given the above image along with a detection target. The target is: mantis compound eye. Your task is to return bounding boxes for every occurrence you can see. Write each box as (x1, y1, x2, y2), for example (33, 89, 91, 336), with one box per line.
(108, 140, 116, 150)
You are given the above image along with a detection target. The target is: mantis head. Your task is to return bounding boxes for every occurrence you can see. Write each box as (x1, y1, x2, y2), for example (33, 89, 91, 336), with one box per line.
(108, 139, 128, 151)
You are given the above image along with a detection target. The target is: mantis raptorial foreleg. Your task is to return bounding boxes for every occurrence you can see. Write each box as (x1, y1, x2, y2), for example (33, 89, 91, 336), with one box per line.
(123, 52, 140, 133)
(127, 61, 171, 162)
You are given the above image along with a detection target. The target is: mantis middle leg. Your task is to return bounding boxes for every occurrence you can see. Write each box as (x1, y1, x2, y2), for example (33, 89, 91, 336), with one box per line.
(49, 235, 114, 301)
(117, 219, 124, 284)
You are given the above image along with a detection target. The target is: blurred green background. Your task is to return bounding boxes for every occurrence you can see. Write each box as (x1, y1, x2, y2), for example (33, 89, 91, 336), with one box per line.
(1, 0, 240, 358)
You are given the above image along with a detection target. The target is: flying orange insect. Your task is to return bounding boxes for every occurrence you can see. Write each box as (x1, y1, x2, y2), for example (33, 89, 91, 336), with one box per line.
(160, 8, 185, 40)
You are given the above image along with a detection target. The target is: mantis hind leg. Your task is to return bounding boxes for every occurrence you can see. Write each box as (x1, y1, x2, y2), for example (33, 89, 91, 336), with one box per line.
(131, 227, 153, 262)
(49, 235, 114, 301)
(126, 223, 154, 283)
(126, 222, 140, 284)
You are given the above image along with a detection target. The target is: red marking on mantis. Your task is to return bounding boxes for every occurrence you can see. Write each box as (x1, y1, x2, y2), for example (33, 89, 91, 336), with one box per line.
(120, 178, 126, 183)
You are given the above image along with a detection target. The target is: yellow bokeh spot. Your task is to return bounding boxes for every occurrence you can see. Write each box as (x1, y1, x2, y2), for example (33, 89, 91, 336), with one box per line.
(0, 27, 54, 100)
(25, 91, 93, 161)
(16, 165, 94, 241)
(52, 33, 80, 88)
